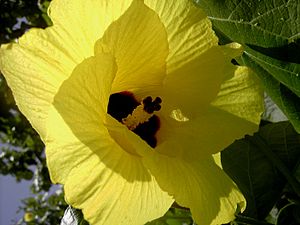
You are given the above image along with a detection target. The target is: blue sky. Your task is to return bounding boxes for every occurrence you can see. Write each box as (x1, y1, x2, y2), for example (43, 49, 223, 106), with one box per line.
(0, 175, 31, 225)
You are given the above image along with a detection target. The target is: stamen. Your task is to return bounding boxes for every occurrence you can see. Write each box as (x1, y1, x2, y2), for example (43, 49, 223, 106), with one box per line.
(143, 97, 162, 113)
(122, 96, 162, 130)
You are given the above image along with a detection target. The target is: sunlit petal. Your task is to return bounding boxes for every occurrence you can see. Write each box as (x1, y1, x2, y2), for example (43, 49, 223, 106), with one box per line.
(49, 0, 133, 57)
(145, 0, 218, 72)
(140, 152, 245, 225)
(95, 0, 169, 97)
(46, 52, 173, 224)
(0, 30, 76, 138)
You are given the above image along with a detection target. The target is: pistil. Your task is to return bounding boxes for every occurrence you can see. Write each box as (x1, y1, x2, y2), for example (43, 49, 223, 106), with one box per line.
(122, 96, 162, 130)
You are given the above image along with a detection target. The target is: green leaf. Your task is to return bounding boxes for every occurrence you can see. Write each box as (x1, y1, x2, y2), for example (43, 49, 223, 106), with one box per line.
(146, 208, 193, 225)
(276, 203, 300, 225)
(234, 214, 274, 225)
(221, 122, 300, 219)
(243, 46, 300, 97)
(239, 52, 300, 132)
(198, 0, 300, 47)
(196, 0, 300, 133)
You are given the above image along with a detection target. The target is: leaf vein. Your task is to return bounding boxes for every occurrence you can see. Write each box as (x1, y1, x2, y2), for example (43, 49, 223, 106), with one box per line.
(244, 50, 299, 76)
(249, 0, 290, 24)
(227, 0, 244, 20)
(208, 16, 290, 41)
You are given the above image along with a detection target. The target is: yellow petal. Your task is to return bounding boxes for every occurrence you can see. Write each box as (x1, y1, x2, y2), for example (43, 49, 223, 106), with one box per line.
(143, 1, 232, 117)
(95, 0, 169, 97)
(0, 0, 135, 138)
(144, 0, 218, 73)
(212, 66, 264, 125)
(154, 106, 258, 161)
(64, 147, 173, 225)
(46, 52, 173, 225)
(155, 66, 263, 159)
(48, 0, 133, 57)
(140, 152, 245, 225)
(161, 46, 226, 117)
(47, 107, 173, 225)
(0, 28, 77, 138)
(46, 52, 117, 183)
(47, 105, 173, 225)
(105, 114, 153, 155)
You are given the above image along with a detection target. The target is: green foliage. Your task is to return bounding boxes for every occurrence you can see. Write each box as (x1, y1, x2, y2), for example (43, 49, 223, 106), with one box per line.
(0, 90, 52, 192)
(222, 122, 300, 224)
(194, 2, 300, 218)
(0, 114, 45, 181)
(0, 91, 67, 224)
(198, 0, 299, 47)
(240, 52, 300, 132)
(275, 203, 300, 225)
(194, 2, 300, 221)
(146, 207, 193, 225)
(197, 0, 300, 133)
(0, 0, 51, 44)
(19, 191, 68, 225)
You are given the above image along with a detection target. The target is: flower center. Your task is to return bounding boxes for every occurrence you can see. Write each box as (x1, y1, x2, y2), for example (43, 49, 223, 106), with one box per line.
(107, 92, 161, 148)
(122, 96, 161, 130)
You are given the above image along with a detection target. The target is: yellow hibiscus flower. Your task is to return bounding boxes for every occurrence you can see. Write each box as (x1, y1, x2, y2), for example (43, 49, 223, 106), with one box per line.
(0, 0, 264, 224)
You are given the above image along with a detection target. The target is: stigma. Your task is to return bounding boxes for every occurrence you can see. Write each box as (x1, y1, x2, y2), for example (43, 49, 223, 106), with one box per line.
(122, 96, 162, 130)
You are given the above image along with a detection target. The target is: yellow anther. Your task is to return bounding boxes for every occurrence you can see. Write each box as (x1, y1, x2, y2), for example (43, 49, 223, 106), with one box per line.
(122, 105, 152, 130)
(122, 96, 162, 130)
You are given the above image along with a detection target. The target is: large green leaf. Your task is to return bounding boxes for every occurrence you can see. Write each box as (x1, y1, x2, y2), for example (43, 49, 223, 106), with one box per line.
(221, 122, 300, 219)
(240, 52, 300, 132)
(243, 46, 300, 97)
(197, 0, 300, 133)
(198, 0, 300, 47)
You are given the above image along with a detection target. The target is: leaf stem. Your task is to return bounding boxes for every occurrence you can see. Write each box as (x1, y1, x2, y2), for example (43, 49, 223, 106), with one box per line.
(248, 135, 300, 197)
